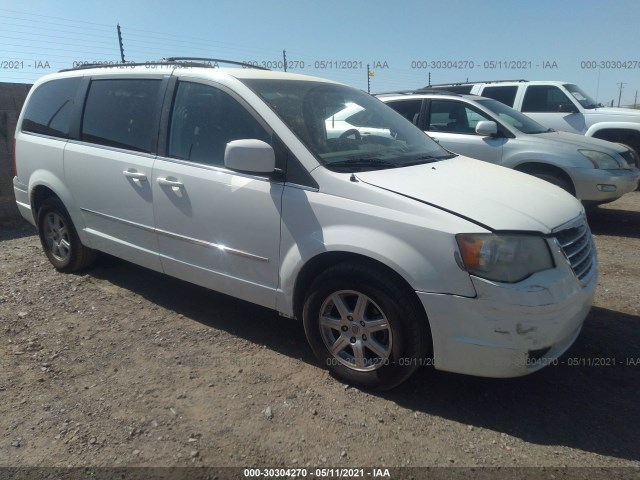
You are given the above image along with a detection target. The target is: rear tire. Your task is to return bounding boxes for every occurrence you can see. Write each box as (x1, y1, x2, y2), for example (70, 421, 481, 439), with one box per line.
(37, 197, 96, 272)
(302, 262, 430, 390)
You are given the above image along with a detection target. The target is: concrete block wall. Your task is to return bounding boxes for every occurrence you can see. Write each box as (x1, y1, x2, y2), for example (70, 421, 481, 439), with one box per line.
(0, 82, 32, 224)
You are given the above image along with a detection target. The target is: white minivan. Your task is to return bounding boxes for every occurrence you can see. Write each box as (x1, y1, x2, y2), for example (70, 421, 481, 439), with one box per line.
(13, 60, 597, 390)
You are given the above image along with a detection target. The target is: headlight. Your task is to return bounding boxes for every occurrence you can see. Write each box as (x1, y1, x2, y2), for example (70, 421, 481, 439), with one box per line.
(455, 234, 554, 283)
(579, 149, 622, 169)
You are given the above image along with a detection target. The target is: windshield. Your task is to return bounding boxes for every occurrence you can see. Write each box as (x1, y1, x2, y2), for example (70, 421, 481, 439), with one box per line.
(564, 83, 600, 109)
(476, 98, 550, 134)
(241, 79, 453, 172)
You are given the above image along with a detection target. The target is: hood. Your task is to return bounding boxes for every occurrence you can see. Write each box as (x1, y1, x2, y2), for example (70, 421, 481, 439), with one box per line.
(587, 106, 640, 118)
(534, 131, 627, 153)
(357, 156, 583, 233)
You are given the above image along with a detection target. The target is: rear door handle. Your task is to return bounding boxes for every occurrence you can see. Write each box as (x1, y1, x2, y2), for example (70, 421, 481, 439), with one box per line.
(123, 170, 148, 181)
(157, 177, 184, 188)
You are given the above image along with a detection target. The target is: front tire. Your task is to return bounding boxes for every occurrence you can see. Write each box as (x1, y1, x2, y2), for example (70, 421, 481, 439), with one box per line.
(37, 197, 96, 272)
(302, 262, 430, 390)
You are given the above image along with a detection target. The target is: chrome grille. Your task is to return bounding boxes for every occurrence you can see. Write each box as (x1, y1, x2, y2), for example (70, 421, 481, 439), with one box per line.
(554, 222, 596, 284)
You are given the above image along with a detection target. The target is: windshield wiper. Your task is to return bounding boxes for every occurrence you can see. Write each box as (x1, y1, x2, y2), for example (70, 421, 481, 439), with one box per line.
(402, 154, 456, 166)
(327, 158, 399, 171)
(530, 128, 555, 134)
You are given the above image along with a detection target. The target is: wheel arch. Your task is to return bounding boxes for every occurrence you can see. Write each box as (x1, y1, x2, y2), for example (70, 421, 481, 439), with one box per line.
(590, 127, 640, 154)
(30, 184, 59, 223)
(28, 177, 89, 246)
(514, 162, 576, 196)
(292, 251, 428, 331)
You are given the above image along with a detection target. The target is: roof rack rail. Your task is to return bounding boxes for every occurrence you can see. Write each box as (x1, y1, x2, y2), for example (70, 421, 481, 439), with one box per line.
(374, 88, 465, 97)
(426, 79, 529, 87)
(60, 57, 270, 73)
(163, 57, 270, 70)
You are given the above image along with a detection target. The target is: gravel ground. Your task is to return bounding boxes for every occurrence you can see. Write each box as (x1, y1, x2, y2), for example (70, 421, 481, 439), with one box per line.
(0, 192, 639, 477)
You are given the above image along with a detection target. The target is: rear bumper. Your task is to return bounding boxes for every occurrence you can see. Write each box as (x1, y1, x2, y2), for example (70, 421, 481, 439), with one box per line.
(417, 261, 597, 378)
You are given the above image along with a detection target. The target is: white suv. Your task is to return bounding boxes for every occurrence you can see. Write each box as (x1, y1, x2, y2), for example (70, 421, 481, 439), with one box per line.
(429, 80, 640, 159)
(377, 90, 640, 204)
(13, 60, 597, 389)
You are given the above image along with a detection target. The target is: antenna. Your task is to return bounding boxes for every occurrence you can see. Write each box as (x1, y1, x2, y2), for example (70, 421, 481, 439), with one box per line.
(117, 24, 125, 63)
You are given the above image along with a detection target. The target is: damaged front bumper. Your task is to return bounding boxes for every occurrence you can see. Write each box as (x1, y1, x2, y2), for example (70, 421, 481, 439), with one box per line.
(417, 250, 597, 378)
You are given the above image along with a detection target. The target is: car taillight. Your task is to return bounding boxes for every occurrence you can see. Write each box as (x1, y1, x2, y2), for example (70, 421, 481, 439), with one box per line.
(12, 138, 17, 177)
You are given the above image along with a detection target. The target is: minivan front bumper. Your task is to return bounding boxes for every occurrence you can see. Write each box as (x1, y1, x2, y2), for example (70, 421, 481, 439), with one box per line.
(417, 263, 597, 378)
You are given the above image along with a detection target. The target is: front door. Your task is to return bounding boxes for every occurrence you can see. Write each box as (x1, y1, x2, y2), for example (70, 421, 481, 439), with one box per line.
(425, 99, 505, 165)
(520, 85, 586, 134)
(152, 80, 283, 309)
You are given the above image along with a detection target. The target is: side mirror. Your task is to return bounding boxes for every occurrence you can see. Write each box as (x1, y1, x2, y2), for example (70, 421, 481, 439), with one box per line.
(224, 139, 275, 174)
(475, 120, 498, 137)
(558, 103, 578, 113)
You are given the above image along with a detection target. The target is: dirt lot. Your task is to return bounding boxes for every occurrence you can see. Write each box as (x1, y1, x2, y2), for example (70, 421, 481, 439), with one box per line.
(1, 192, 639, 477)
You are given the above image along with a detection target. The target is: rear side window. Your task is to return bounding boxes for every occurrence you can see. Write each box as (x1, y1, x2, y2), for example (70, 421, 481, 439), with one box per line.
(22, 77, 81, 138)
(481, 86, 518, 107)
(81, 79, 162, 153)
(385, 99, 423, 126)
(437, 85, 473, 94)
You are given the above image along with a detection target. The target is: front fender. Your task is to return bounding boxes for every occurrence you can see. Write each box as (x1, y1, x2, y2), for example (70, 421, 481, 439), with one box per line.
(276, 223, 477, 317)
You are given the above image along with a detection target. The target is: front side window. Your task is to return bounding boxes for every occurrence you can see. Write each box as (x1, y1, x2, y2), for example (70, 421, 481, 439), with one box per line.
(22, 77, 81, 138)
(241, 79, 452, 172)
(427, 100, 492, 134)
(521, 85, 574, 113)
(476, 99, 548, 134)
(168, 82, 271, 166)
(81, 79, 161, 153)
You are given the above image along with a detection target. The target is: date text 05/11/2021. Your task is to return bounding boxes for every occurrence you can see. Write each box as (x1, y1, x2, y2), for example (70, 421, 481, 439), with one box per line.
(243, 467, 392, 478)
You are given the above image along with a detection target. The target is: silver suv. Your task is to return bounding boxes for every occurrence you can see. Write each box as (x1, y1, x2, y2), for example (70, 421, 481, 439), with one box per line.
(426, 80, 640, 159)
(377, 90, 640, 204)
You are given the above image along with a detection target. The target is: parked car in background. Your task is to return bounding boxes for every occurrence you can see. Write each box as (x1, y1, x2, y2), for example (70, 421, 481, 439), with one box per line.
(425, 80, 640, 161)
(14, 60, 597, 390)
(377, 89, 640, 205)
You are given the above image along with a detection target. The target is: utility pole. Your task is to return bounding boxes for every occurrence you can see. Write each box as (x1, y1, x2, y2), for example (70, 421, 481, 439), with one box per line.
(428, 72, 431, 87)
(367, 64, 371, 94)
(617, 82, 626, 107)
(282, 49, 287, 72)
(634, 90, 638, 109)
(117, 24, 125, 63)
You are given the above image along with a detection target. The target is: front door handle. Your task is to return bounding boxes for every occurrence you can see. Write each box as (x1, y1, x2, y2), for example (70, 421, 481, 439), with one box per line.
(157, 177, 184, 189)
